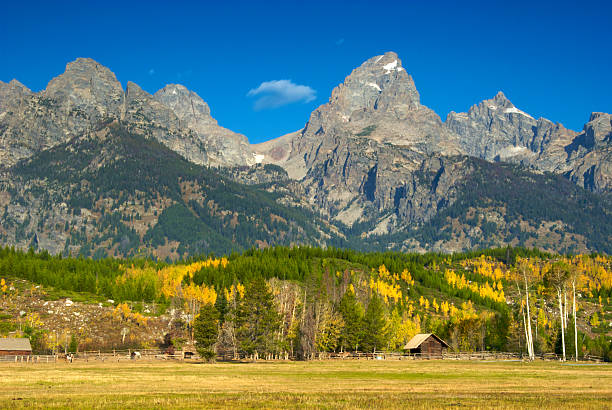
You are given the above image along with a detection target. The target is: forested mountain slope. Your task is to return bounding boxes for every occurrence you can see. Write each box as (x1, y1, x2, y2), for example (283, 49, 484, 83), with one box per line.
(0, 122, 337, 258)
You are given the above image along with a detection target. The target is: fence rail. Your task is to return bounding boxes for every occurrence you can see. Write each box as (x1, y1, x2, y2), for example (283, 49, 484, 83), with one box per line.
(0, 350, 605, 364)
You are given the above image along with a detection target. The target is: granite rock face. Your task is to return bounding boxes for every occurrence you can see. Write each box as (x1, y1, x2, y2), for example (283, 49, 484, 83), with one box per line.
(0, 79, 32, 113)
(154, 84, 255, 166)
(0, 58, 255, 168)
(0, 58, 127, 166)
(255, 52, 465, 234)
(445, 91, 578, 171)
(446, 93, 611, 193)
(565, 112, 612, 193)
(292, 52, 460, 170)
(256, 52, 611, 245)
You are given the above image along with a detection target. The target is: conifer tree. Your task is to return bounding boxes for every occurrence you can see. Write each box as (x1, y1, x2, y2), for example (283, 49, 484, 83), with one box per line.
(235, 278, 281, 356)
(193, 303, 219, 361)
(361, 293, 388, 353)
(338, 288, 364, 352)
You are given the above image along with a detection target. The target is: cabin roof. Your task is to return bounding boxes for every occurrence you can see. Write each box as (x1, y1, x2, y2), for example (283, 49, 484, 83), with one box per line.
(0, 338, 32, 351)
(403, 333, 449, 349)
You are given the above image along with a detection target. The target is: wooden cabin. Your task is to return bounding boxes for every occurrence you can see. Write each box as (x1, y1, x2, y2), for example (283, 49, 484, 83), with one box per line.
(0, 338, 32, 356)
(403, 333, 449, 357)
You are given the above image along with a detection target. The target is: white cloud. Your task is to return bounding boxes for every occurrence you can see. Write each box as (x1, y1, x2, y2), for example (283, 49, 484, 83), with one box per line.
(247, 80, 316, 110)
(148, 68, 155, 75)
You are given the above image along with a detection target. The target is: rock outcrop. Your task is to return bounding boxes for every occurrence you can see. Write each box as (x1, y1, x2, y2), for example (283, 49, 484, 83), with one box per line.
(256, 51, 612, 247)
(154, 84, 255, 166)
(254, 52, 465, 232)
(0, 58, 127, 166)
(565, 112, 612, 193)
(0, 79, 32, 113)
(445, 91, 578, 171)
(291, 52, 460, 171)
(0, 58, 255, 168)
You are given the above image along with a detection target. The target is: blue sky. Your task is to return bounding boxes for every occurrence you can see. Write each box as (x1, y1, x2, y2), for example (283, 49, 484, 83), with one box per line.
(1, 0, 611, 143)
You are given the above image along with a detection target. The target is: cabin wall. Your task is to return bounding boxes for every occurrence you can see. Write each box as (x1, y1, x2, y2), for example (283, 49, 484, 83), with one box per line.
(420, 337, 444, 356)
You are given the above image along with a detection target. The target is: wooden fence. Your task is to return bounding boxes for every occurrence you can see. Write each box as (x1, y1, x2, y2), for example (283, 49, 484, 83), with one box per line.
(0, 350, 605, 364)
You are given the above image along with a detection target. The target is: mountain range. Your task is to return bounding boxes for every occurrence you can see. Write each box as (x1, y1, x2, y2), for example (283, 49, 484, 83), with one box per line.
(0, 52, 610, 258)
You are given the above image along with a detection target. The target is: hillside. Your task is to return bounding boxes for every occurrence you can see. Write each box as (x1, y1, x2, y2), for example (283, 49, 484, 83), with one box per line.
(341, 157, 612, 254)
(1, 246, 610, 360)
(0, 122, 337, 258)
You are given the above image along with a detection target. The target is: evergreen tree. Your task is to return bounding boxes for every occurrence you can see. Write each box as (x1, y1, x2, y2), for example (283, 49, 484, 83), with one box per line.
(215, 291, 228, 324)
(235, 278, 281, 356)
(360, 293, 388, 353)
(68, 333, 78, 353)
(338, 289, 364, 351)
(193, 303, 219, 361)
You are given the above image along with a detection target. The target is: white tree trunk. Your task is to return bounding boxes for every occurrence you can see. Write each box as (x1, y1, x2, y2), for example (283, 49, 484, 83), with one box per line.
(573, 280, 578, 361)
(522, 307, 529, 358)
(523, 273, 534, 360)
(517, 283, 528, 358)
(564, 289, 568, 329)
(558, 288, 566, 361)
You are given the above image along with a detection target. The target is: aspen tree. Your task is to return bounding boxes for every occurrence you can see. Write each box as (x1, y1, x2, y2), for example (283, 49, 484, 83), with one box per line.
(547, 261, 569, 361)
(516, 258, 534, 360)
(568, 262, 579, 361)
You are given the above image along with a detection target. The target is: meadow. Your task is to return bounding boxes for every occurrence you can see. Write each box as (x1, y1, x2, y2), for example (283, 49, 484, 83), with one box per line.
(0, 360, 610, 409)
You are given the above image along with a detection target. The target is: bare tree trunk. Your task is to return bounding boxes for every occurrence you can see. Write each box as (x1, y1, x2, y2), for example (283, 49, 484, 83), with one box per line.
(558, 288, 566, 361)
(534, 294, 538, 349)
(524, 276, 534, 360)
(563, 289, 568, 330)
(516, 282, 529, 359)
(573, 280, 578, 361)
(521, 302, 529, 358)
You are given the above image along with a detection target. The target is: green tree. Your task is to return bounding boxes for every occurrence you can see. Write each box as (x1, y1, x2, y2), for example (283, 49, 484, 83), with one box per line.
(69, 333, 78, 353)
(193, 303, 219, 361)
(338, 289, 364, 351)
(235, 278, 282, 356)
(360, 294, 388, 353)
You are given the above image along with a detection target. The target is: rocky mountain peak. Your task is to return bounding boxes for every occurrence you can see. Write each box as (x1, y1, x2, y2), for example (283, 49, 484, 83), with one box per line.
(589, 112, 605, 121)
(154, 84, 213, 126)
(153, 84, 255, 167)
(0, 79, 32, 113)
(125, 81, 148, 100)
(124, 81, 181, 129)
(1, 79, 31, 93)
(475, 91, 534, 119)
(44, 58, 123, 103)
(327, 51, 420, 119)
(42, 57, 125, 126)
(584, 112, 611, 145)
(446, 91, 543, 161)
(267, 51, 461, 181)
(491, 91, 512, 107)
(565, 112, 611, 193)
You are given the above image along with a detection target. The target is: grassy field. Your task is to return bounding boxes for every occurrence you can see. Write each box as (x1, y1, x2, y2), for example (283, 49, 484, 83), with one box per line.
(0, 360, 610, 409)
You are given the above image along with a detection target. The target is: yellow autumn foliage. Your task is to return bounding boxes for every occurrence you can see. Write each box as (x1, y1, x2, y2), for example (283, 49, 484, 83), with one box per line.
(113, 303, 149, 326)
(444, 269, 505, 303)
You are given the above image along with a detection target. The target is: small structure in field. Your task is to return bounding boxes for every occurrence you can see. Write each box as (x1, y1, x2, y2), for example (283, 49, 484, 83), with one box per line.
(0, 338, 32, 356)
(182, 346, 196, 359)
(404, 333, 449, 356)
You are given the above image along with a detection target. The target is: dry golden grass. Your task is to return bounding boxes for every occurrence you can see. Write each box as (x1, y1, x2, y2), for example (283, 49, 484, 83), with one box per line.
(0, 359, 610, 408)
